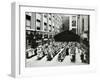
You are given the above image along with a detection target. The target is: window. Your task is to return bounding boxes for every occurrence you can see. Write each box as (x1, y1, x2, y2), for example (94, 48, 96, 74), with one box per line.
(37, 26, 40, 30)
(49, 25, 51, 27)
(36, 21, 41, 30)
(72, 16, 76, 26)
(26, 14, 31, 28)
(36, 19, 41, 22)
(26, 15, 31, 20)
(44, 14, 47, 18)
(44, 22, 47, 26)
(49, 18, 51, 20)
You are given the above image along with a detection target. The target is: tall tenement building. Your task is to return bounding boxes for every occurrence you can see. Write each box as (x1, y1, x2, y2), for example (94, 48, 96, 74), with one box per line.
(26, 12, 62, 35)
(25, 12, 62, 49)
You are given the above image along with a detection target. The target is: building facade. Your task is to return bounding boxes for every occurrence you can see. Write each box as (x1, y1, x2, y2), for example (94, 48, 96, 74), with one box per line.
(61, 14, 89, 36)
(26, 12, 62, 49)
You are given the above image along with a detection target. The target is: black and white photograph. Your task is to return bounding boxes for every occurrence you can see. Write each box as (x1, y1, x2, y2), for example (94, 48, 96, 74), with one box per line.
(25, 12, 90, 67)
